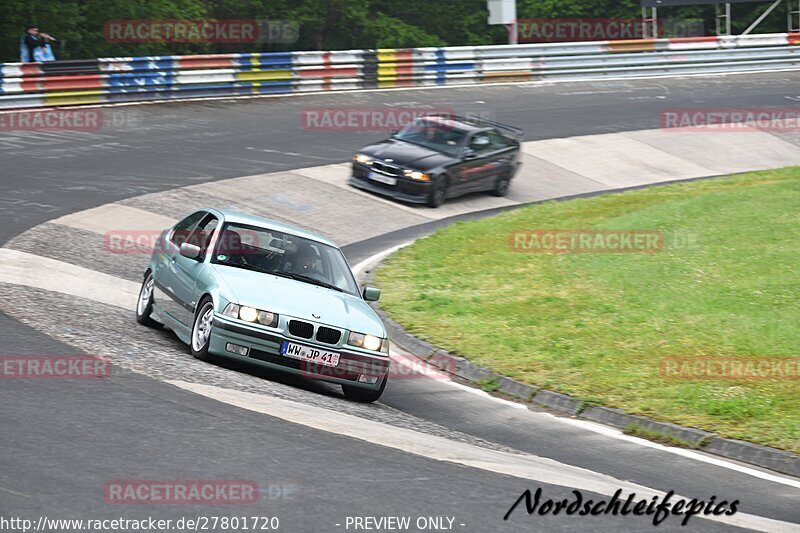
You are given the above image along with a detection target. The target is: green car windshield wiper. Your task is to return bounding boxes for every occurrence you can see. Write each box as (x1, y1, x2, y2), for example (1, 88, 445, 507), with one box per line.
(219, 261, 272, 275)
(269, 270, 344, 293)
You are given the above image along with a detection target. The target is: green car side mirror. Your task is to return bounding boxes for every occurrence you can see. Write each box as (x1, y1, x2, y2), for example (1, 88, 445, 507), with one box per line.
(179, 242, 202, 260)
(363, 286, 381, 302)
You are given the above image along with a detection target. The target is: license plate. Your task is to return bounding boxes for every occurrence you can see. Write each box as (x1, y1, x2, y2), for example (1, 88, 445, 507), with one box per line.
(281, 342, 340, 367)
(368, 171, 397, 186)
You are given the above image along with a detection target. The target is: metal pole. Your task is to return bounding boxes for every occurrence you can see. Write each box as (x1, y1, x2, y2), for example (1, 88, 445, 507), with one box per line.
(508, 21, 517, 45)
(653, 7, 659, 38)
(742, 0, 783, 35)
(726, 3, 731, 35)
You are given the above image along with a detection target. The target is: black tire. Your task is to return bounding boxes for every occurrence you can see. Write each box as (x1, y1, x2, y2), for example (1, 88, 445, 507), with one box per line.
(135, 271, 163, 329)
(190, 297, 215, 362)
(342, 375, 387, 403)
(427, 176, 449, 208)
(490, 173, 511, 197)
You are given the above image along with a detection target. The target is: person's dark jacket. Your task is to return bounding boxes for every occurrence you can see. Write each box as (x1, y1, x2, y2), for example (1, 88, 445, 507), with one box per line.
(23, 33, 47, 61)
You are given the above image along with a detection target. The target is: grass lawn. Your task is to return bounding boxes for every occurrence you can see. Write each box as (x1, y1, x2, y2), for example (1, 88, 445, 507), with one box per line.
(375, 167, 800, 452)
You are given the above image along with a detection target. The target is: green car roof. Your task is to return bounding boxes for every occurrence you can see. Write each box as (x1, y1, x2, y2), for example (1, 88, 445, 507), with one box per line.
(203, 208, 339, 249)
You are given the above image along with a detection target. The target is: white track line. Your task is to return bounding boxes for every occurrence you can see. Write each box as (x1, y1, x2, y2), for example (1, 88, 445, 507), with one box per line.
(352, 241, 414, 280)
(168, 380, 799, 533)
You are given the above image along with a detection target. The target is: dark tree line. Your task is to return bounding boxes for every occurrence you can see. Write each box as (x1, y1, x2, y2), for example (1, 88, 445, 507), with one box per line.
(2, 0, 791, 62)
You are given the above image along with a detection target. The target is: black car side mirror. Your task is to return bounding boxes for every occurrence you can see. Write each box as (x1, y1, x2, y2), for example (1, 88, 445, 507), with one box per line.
(463, 148, 478, 160)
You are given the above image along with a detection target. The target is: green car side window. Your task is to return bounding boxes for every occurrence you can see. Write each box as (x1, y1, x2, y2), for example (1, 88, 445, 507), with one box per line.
(170, 211, 206, 246)
(187, 214, 219, 260)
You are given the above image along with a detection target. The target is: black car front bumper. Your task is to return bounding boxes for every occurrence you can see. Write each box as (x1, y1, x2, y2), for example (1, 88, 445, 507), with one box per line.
(349, 163, 433, 204)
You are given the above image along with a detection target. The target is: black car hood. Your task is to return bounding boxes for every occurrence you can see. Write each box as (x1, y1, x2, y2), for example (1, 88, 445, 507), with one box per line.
(361, 139, 455, 170)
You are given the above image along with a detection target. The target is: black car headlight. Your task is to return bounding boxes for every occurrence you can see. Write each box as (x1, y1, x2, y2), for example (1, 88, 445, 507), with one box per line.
(223, 303, 278, 327)
(404, 169, 430, 181)
(354, 153, 373, 165)
(348, 331, 388, 352)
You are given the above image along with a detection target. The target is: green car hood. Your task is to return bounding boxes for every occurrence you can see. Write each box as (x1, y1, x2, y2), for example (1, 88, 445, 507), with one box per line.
(211, 264, 385, 337)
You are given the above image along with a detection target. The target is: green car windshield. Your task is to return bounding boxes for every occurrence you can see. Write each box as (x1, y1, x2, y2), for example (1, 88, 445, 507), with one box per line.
(392, 117, 467, 156)
(210, 223, 361, 297)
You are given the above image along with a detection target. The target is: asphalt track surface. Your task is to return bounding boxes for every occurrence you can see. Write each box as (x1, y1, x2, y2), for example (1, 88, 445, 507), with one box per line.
(1, 73, 799, 532)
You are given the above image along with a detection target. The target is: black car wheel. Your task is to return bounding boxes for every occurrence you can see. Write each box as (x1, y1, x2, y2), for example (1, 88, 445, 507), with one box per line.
(491, 173, 511, 197)
(135, 271, 163, 329)
(428, 176, 449, 208)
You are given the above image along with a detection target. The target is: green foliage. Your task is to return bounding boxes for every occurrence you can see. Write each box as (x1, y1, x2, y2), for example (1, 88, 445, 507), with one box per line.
(477, 377, 502, 393)
(623, 423, 698, 449)
(1, 0, 793, 61)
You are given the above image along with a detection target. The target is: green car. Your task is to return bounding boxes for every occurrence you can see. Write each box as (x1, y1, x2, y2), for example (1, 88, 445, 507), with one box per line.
(135, 208, 390, 402)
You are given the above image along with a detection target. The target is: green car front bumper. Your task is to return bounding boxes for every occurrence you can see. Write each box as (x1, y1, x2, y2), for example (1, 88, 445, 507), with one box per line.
(210, 315, 390, 390)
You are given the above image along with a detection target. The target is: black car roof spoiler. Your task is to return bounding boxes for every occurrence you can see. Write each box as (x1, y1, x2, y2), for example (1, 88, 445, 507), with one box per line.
(422, 113, 524, 140)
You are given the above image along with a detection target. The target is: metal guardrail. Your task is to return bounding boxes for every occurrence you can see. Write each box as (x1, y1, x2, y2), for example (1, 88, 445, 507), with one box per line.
(0, 33, 798, 109)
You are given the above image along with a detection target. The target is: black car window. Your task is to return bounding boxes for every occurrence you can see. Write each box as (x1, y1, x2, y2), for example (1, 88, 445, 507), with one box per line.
(393, 118, 467, 156)
(469, 132, 493, 154)
(487, 129, 511, 150)
(170, 211, 206, 246)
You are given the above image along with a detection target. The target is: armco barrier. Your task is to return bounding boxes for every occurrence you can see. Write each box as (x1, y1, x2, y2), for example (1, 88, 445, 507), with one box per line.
(1, 33, 798, 109)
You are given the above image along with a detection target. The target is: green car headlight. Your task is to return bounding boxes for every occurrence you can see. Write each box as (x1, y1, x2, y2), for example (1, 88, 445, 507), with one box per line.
(223, 303, 278, 327)
(348, 331, 384, 352)
(239, 306, 258, 322)
(257, 310, 278, 327)
(223, 303, 240, 318)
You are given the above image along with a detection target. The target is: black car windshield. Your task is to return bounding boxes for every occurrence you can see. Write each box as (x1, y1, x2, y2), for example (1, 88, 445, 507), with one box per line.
(210, 223, 361, 297)
(393, 117, 467, 156)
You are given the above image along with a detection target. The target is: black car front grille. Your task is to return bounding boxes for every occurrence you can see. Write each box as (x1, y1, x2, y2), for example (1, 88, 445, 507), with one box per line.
(288, 320, 314, 339)
(371, 161, 402, 176)
(316, 326, 342, 345)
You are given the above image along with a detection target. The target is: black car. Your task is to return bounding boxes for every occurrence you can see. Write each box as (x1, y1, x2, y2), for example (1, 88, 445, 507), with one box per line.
(349, 115, 523, 207)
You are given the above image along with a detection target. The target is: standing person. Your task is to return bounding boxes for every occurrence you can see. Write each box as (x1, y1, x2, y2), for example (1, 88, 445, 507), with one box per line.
(20, 25, 56, 62)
